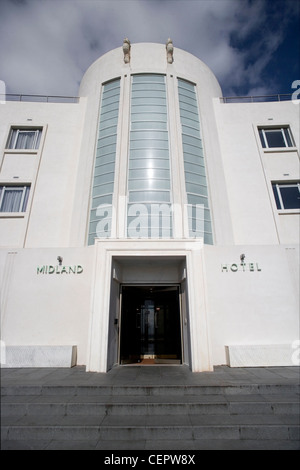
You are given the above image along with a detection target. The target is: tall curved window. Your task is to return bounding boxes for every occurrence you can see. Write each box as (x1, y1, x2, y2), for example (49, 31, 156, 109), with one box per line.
(88, 78, 120, 244)
(127, 74, 172, 238)
(178, 79, 213, 244)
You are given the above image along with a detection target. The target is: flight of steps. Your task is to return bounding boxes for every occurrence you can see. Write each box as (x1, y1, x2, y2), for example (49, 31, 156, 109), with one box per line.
(1, 382, 299, 450)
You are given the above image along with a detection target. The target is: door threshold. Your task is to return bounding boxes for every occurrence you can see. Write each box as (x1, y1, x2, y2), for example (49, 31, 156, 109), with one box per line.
(120, 362, 182, 367)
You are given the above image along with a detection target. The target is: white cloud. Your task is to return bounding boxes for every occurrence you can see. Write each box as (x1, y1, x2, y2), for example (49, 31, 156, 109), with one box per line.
(0, 0, 298, 97)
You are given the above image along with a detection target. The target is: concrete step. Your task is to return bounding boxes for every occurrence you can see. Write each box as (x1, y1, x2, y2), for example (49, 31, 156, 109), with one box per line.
(1, 377, 299, 450)
(1, 395, 299, 416)
(2, 421, 299, 442)
(2, 383, 300, 396)
(1, 438, 300, 450)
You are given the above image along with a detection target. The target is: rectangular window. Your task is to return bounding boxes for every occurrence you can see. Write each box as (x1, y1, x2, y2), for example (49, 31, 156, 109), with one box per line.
(0, 185, 30, 212)
(272, 183, 300, 210)
(7, 128, 42, 150)
(259, 127, 294, 149)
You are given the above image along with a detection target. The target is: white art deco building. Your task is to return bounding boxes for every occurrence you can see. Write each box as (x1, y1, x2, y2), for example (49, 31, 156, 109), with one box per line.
(0, 41, 299, 372)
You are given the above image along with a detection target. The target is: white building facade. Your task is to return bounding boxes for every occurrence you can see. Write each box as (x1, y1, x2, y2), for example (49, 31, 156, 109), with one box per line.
(0, 42, 299, 372)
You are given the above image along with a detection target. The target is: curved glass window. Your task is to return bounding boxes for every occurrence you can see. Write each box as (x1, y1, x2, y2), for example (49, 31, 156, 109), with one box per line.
(178, 79, 213, 244)
(88, 79, 120, 244)
(127, 74, 172, 238)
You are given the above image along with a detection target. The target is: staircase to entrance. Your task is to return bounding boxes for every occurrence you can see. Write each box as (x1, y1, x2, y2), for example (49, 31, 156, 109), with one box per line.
(1, 365, 299, 450)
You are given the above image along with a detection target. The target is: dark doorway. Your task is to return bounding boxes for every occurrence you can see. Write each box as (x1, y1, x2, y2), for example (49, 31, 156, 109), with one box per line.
(120, 285, 182, 364)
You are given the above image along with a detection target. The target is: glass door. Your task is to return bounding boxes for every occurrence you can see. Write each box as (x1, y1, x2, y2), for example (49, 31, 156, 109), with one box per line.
(120, 285, 182, 364)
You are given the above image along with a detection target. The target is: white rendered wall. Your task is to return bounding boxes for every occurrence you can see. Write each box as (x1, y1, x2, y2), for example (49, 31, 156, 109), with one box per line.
(0, 246, 94, 365)
(0, 100, 86, 248)
(214, 99, 300, 245)
(204, 244, 300, 365)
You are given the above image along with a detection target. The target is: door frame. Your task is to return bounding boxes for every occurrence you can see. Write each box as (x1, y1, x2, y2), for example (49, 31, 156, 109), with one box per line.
(118, 283, 183, 365)
(86, 239, 212, 373)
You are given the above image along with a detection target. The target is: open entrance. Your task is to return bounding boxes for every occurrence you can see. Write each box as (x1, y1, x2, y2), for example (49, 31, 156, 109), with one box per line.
(120, 285, 182, 364)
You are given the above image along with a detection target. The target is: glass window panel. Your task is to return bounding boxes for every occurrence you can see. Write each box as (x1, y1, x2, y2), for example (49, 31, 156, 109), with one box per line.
(129, 158, 170, 169)
(185, 172, 207, 186)
(132, 89, 166, 99)
(183, 144, 203, 158)
(179, 101, 198, 114)
(131, 121, 167, 131)
(129, 148, 169, 160)
(95, 153, 115, 166)
(284, 128, 293, 147)
(204, 233, 213, 245)
(131, 113, 167, 122)
(178, 108, 199, 121)
(129, 168, 170, 180)
(102, 95, 120, 107)
(184, 162, 206, 176)
(100, 109, 119, 121)
(128, 179, 170, 191)
(99, 117, 119, 130)
(98, 125, 119, 138)
(280, 186, 300, 209)
(272, 185, 281, 209)
(101, 102, 119, 114)
(8, 129, 41, 149)
(22, 186, 30, 211)
(97, 134, 117, 147)
(94, 172, 115, 185)
(0, 186, 30, 212)
(133, 74, 165, 83)
(129, 191, 170, 203)
(103, 80, 120, 91)
(181, 125, 201, 138)
(185, 182, 208, 195)
(91, 194, 112, 209)
(130, 130, 168, 141)
(178, 79, 195, 91)
(131, 97, 166, 107)
(96, 146, 117, 158)
(178, 94, 198, 107)
(96, 143, 116, 154)
(264, 130, 286, 148)
(183, 146, 204, 159)
(131, 104, 167, 114)
(92, 182, 114, 197)
(258, 129, 266, 148)
(182, 134, 202, 147)
(130, 139, 169, 150)
(183, 153, 204, 166)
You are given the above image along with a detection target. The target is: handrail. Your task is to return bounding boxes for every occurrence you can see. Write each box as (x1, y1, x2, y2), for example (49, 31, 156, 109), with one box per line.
(220, 94, 293, 103)
(1, 93, 79, 103)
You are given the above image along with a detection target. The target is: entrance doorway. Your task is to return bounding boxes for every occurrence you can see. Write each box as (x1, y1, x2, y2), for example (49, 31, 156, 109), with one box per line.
(120, 285, 182, 364)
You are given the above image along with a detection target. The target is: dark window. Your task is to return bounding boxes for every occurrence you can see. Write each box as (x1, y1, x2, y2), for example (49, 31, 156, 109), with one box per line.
(259, 127, 294, 149)
(0, 185, 30, 212)
(272, 183, 300, 210)
(7, 128, 42, 150)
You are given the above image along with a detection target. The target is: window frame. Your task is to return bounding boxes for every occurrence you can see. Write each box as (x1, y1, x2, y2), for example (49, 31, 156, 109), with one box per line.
(272, 182, 300, 212)
(258, 126, 295, 150)
(0, 184, 30, 213)
(6, 127, 42, 150)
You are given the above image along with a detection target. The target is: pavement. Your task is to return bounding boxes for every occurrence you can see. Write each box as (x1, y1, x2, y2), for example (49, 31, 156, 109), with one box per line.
(1, 363, 300, 387)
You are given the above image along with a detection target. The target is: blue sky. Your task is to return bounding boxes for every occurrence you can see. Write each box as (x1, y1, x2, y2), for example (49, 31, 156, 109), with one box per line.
(0, 0, 299, 98)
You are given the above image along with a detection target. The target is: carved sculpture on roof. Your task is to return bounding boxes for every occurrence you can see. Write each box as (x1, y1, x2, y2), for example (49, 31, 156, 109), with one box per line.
(166, 38, 174, 64)
(123, 38, 131, 64)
